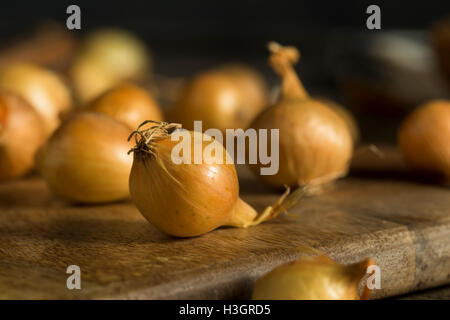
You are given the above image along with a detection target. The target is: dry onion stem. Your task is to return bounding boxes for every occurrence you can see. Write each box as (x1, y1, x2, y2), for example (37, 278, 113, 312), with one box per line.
(128, 120, 304, 237)
(252, 255, 375, 300)
(249, 42, 354, 188)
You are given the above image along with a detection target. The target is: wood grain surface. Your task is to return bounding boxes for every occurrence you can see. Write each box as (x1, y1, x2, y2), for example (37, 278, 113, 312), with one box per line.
(0, 147, 449, 299)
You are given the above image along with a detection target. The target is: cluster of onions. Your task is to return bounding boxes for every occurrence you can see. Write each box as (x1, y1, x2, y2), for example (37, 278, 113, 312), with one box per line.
(36, 112, 133, 203)
(171, 64, 268, 132)
(86, 83, 163, 130)
(249, 43, 354, 188)
(128, 121, 303, 237)
(0, 90, 45, 181)
(70, 28, 151, 104)
(0, 62, 72, 135)
(398, 99, 450, 181)
(252, 255, 375, 300)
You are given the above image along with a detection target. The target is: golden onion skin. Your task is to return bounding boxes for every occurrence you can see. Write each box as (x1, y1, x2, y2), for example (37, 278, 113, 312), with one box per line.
(173, 70, 266, 132)
(252, 255, 374, 300)
(218, 63, 269, 115)
(0, 91, 45, 181)
(129, 132, 239, 237)
(398, 100, 450, 180)
(37, 112, 133, 203)
(0, 63, 71, 135)
(87, 84, 163, 130)
(319, 98, 360, 145)
(250, 98, 353, 187)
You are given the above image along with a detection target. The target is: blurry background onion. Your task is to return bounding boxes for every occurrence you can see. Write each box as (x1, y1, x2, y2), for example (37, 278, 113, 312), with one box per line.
(87, 83, 163, 130)
(0, 62, 72, 135)
(70, 28, 151, 104)
(398, 99, 450, 181)
(37, 112, 133, 203)
(217, 63, 269, 115)
(171, 65, 268, 132)
(0, 90, 45, 181)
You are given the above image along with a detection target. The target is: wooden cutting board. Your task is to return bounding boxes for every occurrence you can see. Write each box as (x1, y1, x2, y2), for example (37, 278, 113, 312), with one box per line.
(0, 147, 449, 299)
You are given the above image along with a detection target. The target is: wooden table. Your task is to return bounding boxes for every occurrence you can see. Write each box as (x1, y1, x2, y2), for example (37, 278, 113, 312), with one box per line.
(0, 147, 449, 299)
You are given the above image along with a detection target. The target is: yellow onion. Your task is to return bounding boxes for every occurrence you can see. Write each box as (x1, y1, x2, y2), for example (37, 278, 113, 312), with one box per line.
(0, 90, 45, 181)
(128, 121, 303, 237)
(253, 255, 375, 300)
(87, 83, 163, 130)
(398, 99, 450, 180)
(318, 98, 360, 145)
(249, 43, 353, 187)
(172, 66, 268, 132)
(0, 63, 72, 135)
(37, 112, 133, 203)
(218, 63, 268, 115)
(70, 28, 151, 104)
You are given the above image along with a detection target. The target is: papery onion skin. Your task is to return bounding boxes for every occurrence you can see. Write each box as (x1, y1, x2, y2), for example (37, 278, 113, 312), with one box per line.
(70, 28, 150, 104)
(130, 131, 240, 237)
(252, 255, 374, 300)
(218, 63, 269, 116)
(318, 98, 360, 145)
(37, 112, 133, 203)
(87, 83, 163, 130)
(0, 63, 71, 135)
(129, 122, 303, 237)
(398, 100, 450, 180)
(173, 69, 267, 132)
(250, 99, 353, 187)
(249, 43, 353, 187)
(0, 91, 45, 181)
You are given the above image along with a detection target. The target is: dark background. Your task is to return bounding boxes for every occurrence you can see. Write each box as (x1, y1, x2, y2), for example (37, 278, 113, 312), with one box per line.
(0, 0, 449, 142)
(1, 1, 448, 67)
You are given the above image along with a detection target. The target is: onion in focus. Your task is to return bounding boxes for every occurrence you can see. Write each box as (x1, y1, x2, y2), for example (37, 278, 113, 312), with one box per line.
(398, 99, 450, 180)
(318, 98, 360, 145)
(37, 112, 133, 203)
(252, 255, 374, 300)
(70, 28, 151, 104)
(249, 42, 354, 188)
(0, 90, 45, 181)
(128, 121, 303, 237)
(0, 63, 72, 135)
(87, 83, 163, 130)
